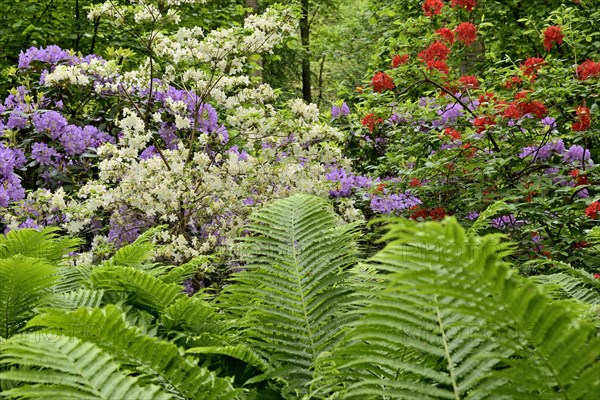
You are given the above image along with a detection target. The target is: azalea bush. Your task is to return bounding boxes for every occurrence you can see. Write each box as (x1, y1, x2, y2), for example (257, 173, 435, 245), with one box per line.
(329, 0, 600, 274)
(0, 0, 358, 282)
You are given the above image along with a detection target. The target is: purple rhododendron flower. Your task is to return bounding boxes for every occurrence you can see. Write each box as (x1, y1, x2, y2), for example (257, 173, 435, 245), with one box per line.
(563, 145, 593, 167)
(541, 117, 556, 129)
(31, 142, 61, 166)
(370, 192, 422, 214)
(0, 145, 26, 207)
(227, 145, 249, 161)
(32, 111, 68, 139)
(332, 102, 350, 119)
(326, 167, 373, 197)
(18, 45, 73, 69)
(60, 125, 88, 155)
(139, 146, 158, 160)
(491, 214, 524, 229)
(465, 211, 480, 221)
(518, 139, 564, 161)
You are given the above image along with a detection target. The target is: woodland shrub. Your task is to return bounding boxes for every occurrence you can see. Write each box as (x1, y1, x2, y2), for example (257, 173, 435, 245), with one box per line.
(0, 1, 360, 282)
(329, 0, 600, 274)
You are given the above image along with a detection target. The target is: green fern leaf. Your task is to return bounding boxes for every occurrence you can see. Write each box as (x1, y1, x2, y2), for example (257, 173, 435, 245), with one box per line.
(25, 305, 238, 399)
(47, 289, 105, 309)
(0, 333, 173, 399)
(331, 217, 599, 399)
(102, 227, 158, 269)
(221, 194, 359, 397)
(467, 200, 510, 234)
(0, 256, 57, 338)
(90, 266, 186, 314)
(0, 227, 80, 263)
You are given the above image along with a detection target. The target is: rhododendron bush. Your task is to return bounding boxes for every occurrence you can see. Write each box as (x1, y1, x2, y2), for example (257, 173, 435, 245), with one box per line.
(331, 1, 599, 273)
(0, 1, 354, 273)
(1, 0, 599, 280)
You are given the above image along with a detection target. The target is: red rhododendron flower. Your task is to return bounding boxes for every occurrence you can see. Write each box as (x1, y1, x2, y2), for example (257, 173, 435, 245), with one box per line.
(472, 116, 495, 132)
(409, 178, 422, 187)
(514, 90, 531, 100)
(462, 142, 476, 158)
(455, 22, 477, 46)
(504, 76, 523, 89)
(422, 0, 444, 16)
(361, 113, 384, 132)
(451, 0, 477, 11)
(444, 127, 462, 140)
(429, 207, 447, 220)
(570, 169, 590, 186)
(426, 60, 449, 75)
(435, 27, 455, 44)
(478, 92, 495, 106)
(392, 54, 409, 68)
(520, 100, 548, 119)
(585, 201, 600, 220)
(543, 26, 564, 51)
(576, 59, 600, 80)
(572, 240, 589, 249)
(502, 102, 523, 119)
(594, 273, 600, 279)
(521, 57, 545, 78)
(572, 105, 591, 132)
(459, 75, 479, 89)
(410, 207, 447, 220)
(418, 41, 451, 63)
(370, 71, 395, 93)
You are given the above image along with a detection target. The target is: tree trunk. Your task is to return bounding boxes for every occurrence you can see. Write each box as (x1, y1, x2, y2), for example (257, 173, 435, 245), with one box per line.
(300, 0, 311, 103)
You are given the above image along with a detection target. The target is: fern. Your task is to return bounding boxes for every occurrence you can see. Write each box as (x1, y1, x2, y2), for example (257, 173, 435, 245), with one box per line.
(534, 272, 600, 305)
(90, 266, 187, 315)
(330, 217, 599, 399)
(47, 288, 105, 310)
(467, 200, 510, 234)
(24, 305, 238, 399)
(101, 227, 159, 269)
(0, 333, 173, 399)
(220, 194, 359, 398)
(0, 227, 80, 263)
(0, 256, 57, 338)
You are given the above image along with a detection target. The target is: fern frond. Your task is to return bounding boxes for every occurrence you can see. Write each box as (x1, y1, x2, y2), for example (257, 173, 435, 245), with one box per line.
(101, 226, 164, 269)
(467, 200, 511, 234)
(90, 266, 186, 315)
(534, 272, 600, 305)
(159, 256, 212, 284)
(187, 344, 271, 373)
(161, 297, 233, 336)
(331, 217, 599, 399)
(221, 194, 359, 397)
(24, 305, 238, 399)
(0, 227, 81, 263)
(52, 264, 93, 293)
(0, 256, 57, 338)
(0, 333, 174, 399)
(47, 289, 105, 309)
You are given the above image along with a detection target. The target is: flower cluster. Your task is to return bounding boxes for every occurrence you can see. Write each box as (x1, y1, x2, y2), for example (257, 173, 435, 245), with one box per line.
(422, 0, 444, 17)
(543, 26, 564, 51)
(455, 22, 477, 46)
(576, 60, 600, 80)
(572, 106, 591, 132)
(451, 0, 477, 11)
(370, 72, 395, 93)
(585, 201, 600, 220)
